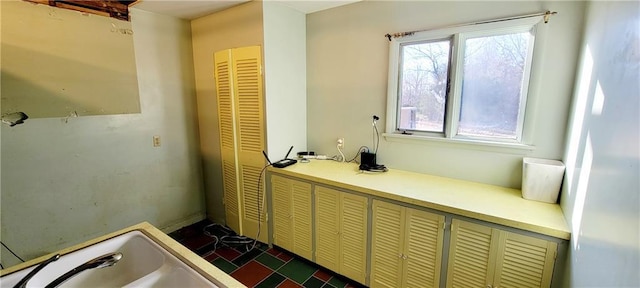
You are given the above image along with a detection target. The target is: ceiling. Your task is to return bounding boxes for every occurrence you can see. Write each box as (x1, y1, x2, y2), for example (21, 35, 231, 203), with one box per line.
(131, 0, 361, 20)
(131, 0, 248, 20)
(25, 0, 137, 21)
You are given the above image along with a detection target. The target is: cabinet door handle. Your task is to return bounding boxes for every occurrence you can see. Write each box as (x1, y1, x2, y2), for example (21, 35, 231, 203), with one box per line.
(398, 253, 403, 259)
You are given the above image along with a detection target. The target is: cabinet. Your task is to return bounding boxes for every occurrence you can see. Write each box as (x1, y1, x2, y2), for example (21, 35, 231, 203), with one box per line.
(214, 46, 267, 243)
(315, 186, 368, 285)
(370, 200, 445, 288)
(269, 162, 568, 288)
(447, 219, 557, 288)
(271, 175, 313, 260)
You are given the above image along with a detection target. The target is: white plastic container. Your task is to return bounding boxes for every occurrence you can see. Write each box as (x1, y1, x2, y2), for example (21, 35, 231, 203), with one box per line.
(522, 157, 565, 203)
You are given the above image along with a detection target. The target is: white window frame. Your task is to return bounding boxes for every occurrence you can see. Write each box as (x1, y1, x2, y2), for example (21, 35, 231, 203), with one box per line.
(385, 17, 543, 151)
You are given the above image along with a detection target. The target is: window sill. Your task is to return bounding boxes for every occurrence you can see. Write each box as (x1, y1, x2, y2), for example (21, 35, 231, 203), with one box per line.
(382, 133, 536, 155)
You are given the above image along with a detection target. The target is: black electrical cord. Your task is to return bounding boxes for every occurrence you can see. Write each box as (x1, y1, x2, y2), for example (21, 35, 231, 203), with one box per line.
(252, 163, 272, 251)
(202, 223, 254, 254)
(200, 162, 272, 254)
(1, 241, 25, 263)
(347, 146, 370, 163)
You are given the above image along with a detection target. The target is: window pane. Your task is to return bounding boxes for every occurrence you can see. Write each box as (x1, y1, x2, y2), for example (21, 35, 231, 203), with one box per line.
(399, 40, 450, 132)
(458, 32, 531, 139)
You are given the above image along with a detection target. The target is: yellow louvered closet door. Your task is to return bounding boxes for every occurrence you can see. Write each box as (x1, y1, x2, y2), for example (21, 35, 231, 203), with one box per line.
(339, 193, 368, 285)
(403, 208, 445, 287)
(492, 231, 557, 288)
(371, 200, 406, 288)
(214, 46, 266, 243)
(214, 49, 241, 234)
(232, 46, 267, 243)
(447, 219, 498, 288)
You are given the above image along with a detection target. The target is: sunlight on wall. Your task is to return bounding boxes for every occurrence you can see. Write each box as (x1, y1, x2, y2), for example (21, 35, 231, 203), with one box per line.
(591, 81, 605, 116)
(564, 47, 593, 197)
(563, 45, 603, 253)
(571, 133, 592, 250)
(560, 1, 639, 286)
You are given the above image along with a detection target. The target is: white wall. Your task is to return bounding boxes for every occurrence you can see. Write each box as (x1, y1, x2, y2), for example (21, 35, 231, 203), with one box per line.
(0, 7, 204, 267)
(306, 1, 585, 188)
(560, 1, 640, 286)
(263, 2, 307, 159)
(1, 1, 140, 118)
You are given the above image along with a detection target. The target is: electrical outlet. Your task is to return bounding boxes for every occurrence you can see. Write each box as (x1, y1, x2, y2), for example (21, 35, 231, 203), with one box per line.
(153, 135, 161, 147)
(337, 137, 344, 148)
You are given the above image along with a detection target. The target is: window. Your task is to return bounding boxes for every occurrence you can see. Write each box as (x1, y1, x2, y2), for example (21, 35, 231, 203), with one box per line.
(387, 18, 540, 144)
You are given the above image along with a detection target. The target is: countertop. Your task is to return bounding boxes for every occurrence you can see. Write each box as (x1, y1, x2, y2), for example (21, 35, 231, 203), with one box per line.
(269, 160, 570, 240)
(0, 222, 245, 287)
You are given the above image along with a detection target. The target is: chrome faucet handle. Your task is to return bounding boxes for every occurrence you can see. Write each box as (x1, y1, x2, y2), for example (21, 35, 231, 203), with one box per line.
(12, 254, 61, 288)
(44, 252, 122, 288)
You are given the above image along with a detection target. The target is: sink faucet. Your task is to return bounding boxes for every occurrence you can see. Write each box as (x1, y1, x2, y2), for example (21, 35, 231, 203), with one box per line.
(43, 252, 123, 288)
(13, 254, 61, 288)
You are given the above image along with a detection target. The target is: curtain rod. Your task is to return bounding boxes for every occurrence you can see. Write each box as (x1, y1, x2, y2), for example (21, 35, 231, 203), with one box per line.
(385, 10, 557, 41)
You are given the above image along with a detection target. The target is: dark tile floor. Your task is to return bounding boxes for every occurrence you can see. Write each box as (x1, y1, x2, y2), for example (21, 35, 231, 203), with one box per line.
(169, 220, 365, 288)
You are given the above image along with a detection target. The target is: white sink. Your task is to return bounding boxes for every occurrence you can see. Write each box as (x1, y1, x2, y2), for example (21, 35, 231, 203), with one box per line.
(0, 231, 218, 287)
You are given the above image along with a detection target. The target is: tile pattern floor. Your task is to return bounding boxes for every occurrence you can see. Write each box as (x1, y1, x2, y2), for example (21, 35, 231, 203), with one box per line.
(169, 220, 365, 288)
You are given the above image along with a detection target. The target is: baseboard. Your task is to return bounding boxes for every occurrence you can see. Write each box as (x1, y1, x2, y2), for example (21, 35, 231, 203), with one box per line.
(159, 212, 206, 234)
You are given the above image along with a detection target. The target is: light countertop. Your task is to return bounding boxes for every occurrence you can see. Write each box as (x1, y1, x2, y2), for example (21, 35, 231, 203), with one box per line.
(0, 222, 246, 287)
(269, 160, 570, 240)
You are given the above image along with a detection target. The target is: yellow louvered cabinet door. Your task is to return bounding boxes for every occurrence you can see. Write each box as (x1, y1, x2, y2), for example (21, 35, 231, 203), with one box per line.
(492, 231, 557, 288)
(271, 175, 293, 251)
(214, 49, 242, 234)
(371, 201, 445, 288)
(370, 200, 405, 288)
(231, 46, 267, 243)
(339, 193, 369, 285)
(315, 187, 368, 284)
(315, 186, 341, 272)
(403, 208, 445, 288)
(446, 219, 558, 288)
(447, 219, 499, 288)
(291, 179, 313, 261)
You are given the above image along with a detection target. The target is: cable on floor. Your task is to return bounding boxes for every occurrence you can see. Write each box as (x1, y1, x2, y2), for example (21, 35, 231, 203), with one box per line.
(202, 223, 255, 255)
(201, 161, 271, 255)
